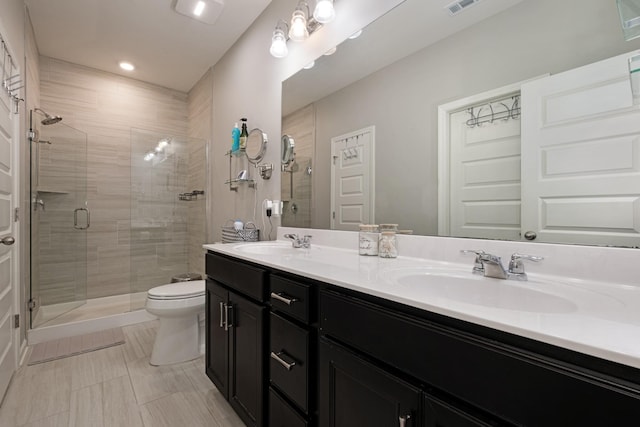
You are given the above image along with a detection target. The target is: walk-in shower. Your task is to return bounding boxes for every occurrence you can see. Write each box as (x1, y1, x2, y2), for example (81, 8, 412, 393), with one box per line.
(28, 111, 207, 331)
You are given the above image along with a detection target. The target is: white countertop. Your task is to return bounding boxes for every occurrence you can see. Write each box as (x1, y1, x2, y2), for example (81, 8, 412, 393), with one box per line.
(204, 228, 640, 370)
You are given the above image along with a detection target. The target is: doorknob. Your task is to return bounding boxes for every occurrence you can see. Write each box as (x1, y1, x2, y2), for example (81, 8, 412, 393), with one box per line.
(1, 236, 15, 245)
(524, 231, 537, 240)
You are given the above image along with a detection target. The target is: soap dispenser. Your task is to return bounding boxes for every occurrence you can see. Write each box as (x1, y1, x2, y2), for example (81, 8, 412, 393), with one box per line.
(231, 122, 240, 152)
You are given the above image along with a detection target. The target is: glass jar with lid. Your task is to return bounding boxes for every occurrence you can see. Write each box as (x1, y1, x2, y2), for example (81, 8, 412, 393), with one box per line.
(359, 224, 379, 256)
(378, 231, 398, 258)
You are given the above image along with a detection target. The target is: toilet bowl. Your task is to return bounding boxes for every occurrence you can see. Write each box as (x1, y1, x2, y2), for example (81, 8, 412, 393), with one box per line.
(145, 280, 205, 366)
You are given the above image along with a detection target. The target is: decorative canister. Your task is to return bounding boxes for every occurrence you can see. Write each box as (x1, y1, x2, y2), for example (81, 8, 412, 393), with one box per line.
(359, 224, 379, 256)
(378, 231, 398, 258)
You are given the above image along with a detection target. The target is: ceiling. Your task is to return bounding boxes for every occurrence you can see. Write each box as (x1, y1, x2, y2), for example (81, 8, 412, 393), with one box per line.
(25, 0, 272, 92)
(283, 0, 525, 116)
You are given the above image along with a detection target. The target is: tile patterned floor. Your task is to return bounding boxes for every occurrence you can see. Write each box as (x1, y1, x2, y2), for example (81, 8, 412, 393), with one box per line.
(0, 321, 245, 427)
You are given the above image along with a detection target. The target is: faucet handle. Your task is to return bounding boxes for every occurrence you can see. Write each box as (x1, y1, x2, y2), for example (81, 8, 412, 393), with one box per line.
(460, 250, 485, 274)
(508, 253, 543, 277)
(302, 235, 312, 248)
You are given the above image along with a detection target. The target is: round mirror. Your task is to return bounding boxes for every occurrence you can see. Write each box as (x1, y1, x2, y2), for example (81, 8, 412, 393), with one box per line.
(246, 128, 268, 164)
(281, 134, 295, 167)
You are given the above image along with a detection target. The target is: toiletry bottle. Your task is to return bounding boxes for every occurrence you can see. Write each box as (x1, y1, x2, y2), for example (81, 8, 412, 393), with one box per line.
(239, 118, 248, 151)
(231, 122, 240, 152)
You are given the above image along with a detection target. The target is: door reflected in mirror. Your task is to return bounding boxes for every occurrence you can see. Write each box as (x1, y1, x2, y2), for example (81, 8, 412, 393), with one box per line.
(281, 0, 640, 248)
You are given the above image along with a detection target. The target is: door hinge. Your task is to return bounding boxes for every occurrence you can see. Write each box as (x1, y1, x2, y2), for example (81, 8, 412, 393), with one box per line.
(14, 314, 19, 328)
(28, 299, 37, 311)
(332, 211, 335, 219)
(14, 207, 19, 222)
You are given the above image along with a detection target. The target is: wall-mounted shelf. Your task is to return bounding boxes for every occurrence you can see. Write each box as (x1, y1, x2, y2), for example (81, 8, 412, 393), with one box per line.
(225, 150, 257, 192)
(225, 178, 256, 191)
(36, 188, 70, 195)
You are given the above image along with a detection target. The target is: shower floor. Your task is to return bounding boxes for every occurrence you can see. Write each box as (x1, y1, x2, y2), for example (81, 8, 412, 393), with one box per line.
(32, 292, 148, 328)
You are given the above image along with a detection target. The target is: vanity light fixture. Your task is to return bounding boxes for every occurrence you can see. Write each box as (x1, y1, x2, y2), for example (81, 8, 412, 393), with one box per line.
(313, 0, 335, 24)
(270, 20, 289, 58)
(119, 61, 135, 71)
(270, 0, 336, 58)
(289, 1, 311, 42)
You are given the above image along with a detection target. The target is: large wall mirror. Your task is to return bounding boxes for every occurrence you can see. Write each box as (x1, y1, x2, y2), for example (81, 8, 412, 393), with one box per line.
(281, 0, 640, 248)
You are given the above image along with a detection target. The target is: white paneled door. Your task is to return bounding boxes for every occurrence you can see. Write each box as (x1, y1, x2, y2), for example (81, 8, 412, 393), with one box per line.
(448, 101, 522, 240)
(0, 81, 17, 401)
(331, 127, 375, 230)
(521, 50, 640, 246)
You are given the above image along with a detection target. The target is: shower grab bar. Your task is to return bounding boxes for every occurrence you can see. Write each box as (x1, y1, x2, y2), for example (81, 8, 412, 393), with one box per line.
(73, 207, 90, 230)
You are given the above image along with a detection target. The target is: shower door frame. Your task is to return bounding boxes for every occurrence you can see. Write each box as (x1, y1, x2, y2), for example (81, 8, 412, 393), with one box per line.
(28, 110, 89, 328)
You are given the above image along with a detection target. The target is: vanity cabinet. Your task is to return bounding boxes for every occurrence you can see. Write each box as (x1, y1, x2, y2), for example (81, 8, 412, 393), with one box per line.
(319, 288, 640, 427)
(269, 274, 317, 426)
(205, 253, 268, 427)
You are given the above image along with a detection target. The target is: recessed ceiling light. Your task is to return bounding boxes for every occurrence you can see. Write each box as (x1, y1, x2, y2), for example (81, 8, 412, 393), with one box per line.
(349, 29, 363, 39)
(303, 61, 315, 69)
(324, 47, 337, 56)
(119, 61, 135, 71)
(193, 1, 206, 16)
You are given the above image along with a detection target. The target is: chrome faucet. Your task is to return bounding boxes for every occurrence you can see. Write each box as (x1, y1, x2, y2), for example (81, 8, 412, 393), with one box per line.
(461, 250, 543, 281)
(284, 233, 312, 248)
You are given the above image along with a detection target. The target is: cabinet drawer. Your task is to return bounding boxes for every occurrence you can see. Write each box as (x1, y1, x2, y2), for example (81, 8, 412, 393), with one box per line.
(270, 275, 311, 323)
(206, 252, 268, 302)
(320, 290, 640, 426)
(270, 312, 309, 413)
(269, 387, 308, 427)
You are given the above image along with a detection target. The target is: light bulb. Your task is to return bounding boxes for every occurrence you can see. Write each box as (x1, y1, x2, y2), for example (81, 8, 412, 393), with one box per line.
(289, 10, 309, 42)
(270, 28, 288, 58)
(313, 0, 335, 24)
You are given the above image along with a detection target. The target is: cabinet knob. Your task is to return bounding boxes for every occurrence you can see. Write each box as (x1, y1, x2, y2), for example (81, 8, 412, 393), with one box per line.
(1, 236, 15, 245)
(524, 231, 537, 240)
(399, 414, 411, 427)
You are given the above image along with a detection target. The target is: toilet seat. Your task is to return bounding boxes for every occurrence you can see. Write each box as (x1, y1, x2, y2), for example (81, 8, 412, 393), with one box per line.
(147, 280, 205, 300)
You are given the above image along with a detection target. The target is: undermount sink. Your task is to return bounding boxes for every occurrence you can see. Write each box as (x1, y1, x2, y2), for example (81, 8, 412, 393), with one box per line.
(232, 241, 305, 255)
(383, 268, 578, 313)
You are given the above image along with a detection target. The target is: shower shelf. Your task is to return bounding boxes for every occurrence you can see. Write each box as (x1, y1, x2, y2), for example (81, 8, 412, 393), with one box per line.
(36, 188, 70, 194)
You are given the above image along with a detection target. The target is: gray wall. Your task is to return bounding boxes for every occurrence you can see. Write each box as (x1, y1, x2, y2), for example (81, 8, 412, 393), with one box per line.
(208, 0, 403, 242)
(307, 0, 640, 234)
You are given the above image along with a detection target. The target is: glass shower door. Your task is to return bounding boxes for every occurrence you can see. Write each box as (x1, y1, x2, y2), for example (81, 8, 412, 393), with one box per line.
(29, 111, 88, 328)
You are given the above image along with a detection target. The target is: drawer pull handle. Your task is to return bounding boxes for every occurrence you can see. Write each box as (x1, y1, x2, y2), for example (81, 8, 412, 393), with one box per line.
(271, 292, 298, 306)
(270, 351, 296, 370)
(399, 415, 410, 427)
(219, 302, 224, 328)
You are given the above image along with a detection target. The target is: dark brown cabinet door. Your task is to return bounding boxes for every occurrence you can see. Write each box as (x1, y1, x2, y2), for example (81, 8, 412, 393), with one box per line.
(319, 338, 421, 427)
(229, 291, 267, 427)
(205, 279, 229, 399)
(423, 395, 497, 427)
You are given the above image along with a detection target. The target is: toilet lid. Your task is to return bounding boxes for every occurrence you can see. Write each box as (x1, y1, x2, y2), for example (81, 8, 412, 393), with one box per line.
(147, 280, 205, 300)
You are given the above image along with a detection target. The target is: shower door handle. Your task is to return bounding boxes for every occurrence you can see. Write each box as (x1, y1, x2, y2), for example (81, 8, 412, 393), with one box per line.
(73, 208, 90, 230)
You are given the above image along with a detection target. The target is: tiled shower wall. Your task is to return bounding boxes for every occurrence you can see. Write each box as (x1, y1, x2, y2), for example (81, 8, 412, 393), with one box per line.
(281, 104, 314, 228)
(38, 57, 200, 302)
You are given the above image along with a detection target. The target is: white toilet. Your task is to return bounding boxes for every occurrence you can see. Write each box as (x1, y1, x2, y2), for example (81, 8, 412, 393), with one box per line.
(145, 280, 206, 366)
